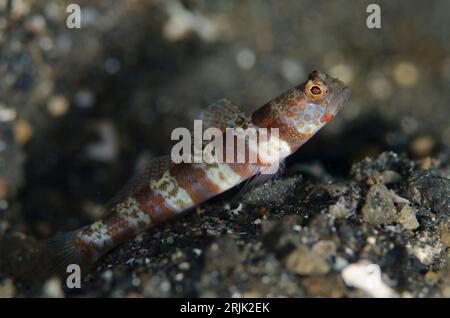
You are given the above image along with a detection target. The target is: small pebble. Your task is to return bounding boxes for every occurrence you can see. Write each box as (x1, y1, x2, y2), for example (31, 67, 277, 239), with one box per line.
(398, 205, 419, 230)
(311, 240, 337, 258)
(13, 119, 33, 144)
(42, 277, 64, 298)
(236, 48, 256, 70)
(362, 183, 397, 225)
(424, 271, 439, 285)
(393, 61, 419, 88)
(101, 270, 113, 283)
(75, 90, 95, 108)
(0, 104, 16, 122)
(192, 248, 202, 256)
(47, 95, 69, 117)
(179, 262, 190, 270)
(413, 245, 434, 265)
(283, 245, 330, 275)
(329, 196, 355, 218)
(0, 279, 15, 298)
(410, 136, 435, 158)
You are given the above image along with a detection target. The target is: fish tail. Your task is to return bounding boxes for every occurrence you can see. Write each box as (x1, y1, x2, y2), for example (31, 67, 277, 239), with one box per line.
(23, 229, 92, 283)
(42, 230, 86, 277)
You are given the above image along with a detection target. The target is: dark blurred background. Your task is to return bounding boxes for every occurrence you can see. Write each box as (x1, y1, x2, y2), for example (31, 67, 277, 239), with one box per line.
(0, 0, 449, 237)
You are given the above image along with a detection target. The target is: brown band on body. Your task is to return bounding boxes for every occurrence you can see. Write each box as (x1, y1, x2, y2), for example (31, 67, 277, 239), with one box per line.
(133, 185, 175, 225)
(172, 163, 221, 203)
(102, 211, 135, 243)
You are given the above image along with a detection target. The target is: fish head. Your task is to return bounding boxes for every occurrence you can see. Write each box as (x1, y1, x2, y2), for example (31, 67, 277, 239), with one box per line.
(275, 70, 351, 138)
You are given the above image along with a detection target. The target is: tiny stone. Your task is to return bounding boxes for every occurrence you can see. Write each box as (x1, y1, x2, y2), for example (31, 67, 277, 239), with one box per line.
(13, 119, 33, 144)
(393, 61, 419, 88)
(334, 257, 349, 271)
(131, 277, 141, 287)
(42, 277, 64, 298)
(398, 205, 419, 230)
(179, 262, 190, 270)
(420, 157, 432, 170)
(379, 170, 402, 184)
(362, 183, 397, 225)
(413, 245, 434, 265)
(329, 196, 355, 218)
(311, 240, 337, 258)
(174, 272, 184, 281)
(283, 245, 330, 275)
(437, 221, 450, 247)
(192, 248, 202, 256)
(47, 95, 69, 117)
(0, 104, 16, 122)
(253, 218, 262, 225)
(0, 279, 15, 298)
(439, 232, 450, 247)
(424, 271, 439, 285)
(367, 237, 376, 245)
(410, 136, 435, 158)
(75, 90, 95, 108)
(101, 270, 113, 282)
(236, 48, 256, 70)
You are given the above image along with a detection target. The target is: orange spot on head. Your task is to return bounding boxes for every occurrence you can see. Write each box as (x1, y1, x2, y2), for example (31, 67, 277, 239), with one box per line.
(320, 113, 333, 123)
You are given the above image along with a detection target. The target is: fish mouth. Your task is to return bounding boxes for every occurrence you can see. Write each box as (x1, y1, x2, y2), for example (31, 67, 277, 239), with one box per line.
(338, 86, 351, 106)
(324, 75, 350, 116)
(329, 86, 351, 116)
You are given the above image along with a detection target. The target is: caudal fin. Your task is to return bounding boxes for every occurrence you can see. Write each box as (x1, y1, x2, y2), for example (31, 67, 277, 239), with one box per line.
(21, 230, 90, 283)
(42, 230, 86, 277)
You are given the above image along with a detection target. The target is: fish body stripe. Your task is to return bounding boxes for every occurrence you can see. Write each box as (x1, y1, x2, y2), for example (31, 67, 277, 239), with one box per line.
(132, 182, 177, 225)
(201, 162, 244, 192)
(172, 164, 222, 203)
(150, 170, 195, 214)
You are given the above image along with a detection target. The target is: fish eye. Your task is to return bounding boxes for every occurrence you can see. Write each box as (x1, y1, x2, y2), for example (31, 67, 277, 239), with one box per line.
(310, 85, 322, 95)
(306, 81, 326, 99)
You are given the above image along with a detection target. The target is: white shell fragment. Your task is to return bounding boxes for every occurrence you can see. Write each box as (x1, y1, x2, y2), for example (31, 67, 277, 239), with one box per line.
(341, 261, 397, 298)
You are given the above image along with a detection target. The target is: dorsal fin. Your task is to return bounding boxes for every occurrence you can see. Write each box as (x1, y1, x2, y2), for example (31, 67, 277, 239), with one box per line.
(106, 155, 174, 210)
(200, 98, 249, 131)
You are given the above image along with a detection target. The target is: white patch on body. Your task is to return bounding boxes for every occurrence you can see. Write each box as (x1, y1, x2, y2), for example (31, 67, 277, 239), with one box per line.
(203, 163, 243, 191)
(116, 197, 152, 229)
(150, 170, 194, 213)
